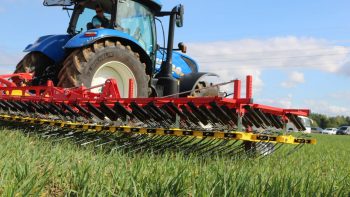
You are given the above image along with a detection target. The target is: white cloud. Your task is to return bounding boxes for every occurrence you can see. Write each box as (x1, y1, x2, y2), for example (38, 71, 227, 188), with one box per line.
(256, 94, 294, 109)
(187, 36, 349, 89)
(304, 100, 350, 116)
(281, 71, 305, 88)
(0, 49, 23, 74)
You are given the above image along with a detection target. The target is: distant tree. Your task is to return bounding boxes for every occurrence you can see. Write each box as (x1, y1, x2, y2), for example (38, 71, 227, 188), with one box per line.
(309, 113, 350, 128)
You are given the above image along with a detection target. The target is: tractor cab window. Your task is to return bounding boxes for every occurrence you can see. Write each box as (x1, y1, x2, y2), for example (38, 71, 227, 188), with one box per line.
(74, 7, 111, 33)
(117, 0, 155, 54)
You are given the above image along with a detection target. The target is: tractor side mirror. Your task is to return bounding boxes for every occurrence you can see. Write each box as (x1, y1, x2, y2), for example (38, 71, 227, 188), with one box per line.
(176, 4, 184, 27)
(178, 42, 187, 53)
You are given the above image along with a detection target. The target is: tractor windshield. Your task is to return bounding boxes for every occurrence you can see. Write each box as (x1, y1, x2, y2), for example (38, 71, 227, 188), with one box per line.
(116, 0, 155, 55)
(74, 7, 111, 34)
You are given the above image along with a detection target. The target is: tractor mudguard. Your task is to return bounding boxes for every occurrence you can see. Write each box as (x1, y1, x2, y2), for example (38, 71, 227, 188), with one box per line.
(179, 72, 219, 94)
(24, 35, 72, 64)
(64, 29, 152, 74)
(64, 29, 143, 49)
(156, 51, 199, 79)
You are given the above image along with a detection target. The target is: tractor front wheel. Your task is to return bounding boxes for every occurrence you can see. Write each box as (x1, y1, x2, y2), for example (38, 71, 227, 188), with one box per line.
(58, 40, 149, 97)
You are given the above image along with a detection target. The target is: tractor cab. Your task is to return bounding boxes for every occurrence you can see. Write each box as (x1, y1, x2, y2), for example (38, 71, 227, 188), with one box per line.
(61, 0, 159, 55)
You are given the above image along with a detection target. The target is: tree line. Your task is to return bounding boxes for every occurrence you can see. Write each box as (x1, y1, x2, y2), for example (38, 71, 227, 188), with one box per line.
(309, 113, 350, 129)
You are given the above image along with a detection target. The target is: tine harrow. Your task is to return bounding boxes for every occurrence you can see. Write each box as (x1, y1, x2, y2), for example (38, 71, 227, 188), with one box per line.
(0, 73, 316, 158)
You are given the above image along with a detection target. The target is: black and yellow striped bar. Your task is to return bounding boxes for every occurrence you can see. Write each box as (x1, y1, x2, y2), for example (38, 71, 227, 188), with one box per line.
(0, 114, 316, 145)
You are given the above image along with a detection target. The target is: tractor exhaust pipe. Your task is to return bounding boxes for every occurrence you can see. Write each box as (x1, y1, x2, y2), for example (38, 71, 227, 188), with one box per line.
(156, 5, 184, 97)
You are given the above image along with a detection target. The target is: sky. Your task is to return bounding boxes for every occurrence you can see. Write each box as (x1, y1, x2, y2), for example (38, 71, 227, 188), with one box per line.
(0, 0, 350, 116)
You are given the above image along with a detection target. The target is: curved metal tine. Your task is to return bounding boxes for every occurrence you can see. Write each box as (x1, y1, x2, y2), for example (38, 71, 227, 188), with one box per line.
(156, 136, 191, 152)
(190, 139, 223, 155)
(180, 137, 208, 153)
(81, 137, 102, 146)
(112, 134, 150, 151)
(53, 130, 82, 142)
(207, 139, 240, 156)
(145, 135, 179, 152)
(258, 143, 284, 160)
(199, 139, 231, 157)
(192, 139, 224, 156)
(220, 142, 246, 157)
(74, 132, 100, 144)
(41, 128, 69, 138)
(285, 143, 305, 157)
(124, 135, 161, 153)
(94, 133, 126, 147)
(169, 137, 198, 151)
(142, 136, 177, 153)
(130, 135, 174, 153)
(183, 138, 217, 155)
(255, 142, 277, 158)
(149, 136, 187, 153)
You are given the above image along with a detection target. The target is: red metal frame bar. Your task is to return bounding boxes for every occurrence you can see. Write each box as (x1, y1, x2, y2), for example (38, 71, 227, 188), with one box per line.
(0, 73, 310, 117)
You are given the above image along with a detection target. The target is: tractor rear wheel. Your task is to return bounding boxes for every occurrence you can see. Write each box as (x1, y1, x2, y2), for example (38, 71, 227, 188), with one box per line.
(58, 40, 149, 97)
(14, 52, 53, 85)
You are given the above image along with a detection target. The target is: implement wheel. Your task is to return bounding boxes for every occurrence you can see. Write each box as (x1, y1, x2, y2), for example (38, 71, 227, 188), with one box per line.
(58, 40, 149, 97)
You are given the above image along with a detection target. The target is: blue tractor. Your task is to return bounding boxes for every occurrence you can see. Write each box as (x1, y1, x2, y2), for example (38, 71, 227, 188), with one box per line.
(15, 0, 218, 97)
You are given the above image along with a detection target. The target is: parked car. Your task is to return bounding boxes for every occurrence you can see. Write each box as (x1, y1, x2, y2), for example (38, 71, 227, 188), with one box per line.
(336, 126, 350, 135)
(311, 127, 323, 133)
(322, 128, 337, 135)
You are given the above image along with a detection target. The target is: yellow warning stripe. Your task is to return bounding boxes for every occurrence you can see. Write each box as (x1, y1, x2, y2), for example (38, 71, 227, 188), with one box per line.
(0, 114, 316, 145)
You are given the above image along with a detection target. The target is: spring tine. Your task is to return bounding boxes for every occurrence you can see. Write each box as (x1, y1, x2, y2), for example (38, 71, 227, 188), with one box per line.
(13, 101, 28, 113)
(245, 113, 264, 128)
(143, 105, 163, 122)
(160, 104, 176, 123)
(171, 137, 197, 150)
(273, 115, 284, 129)
(180, 105, 201, 126)
(220, 105, 238, 124)
(265, 113, 282, 129)
(130, 102, 149, 119)
(39, 102, 59, 116)
(28, 102, 46, 115)
(166, 102, 187, 119)
(100, 102, 119, 121)
(113, 102, 134, 121)
(254, 109, 273, 127)
(2, 101, 18, 112)
(10, 101, 26, 112)
(197, 139, 229, 156)
(243, 105, 265, 127)
(286, 113, 305, 131)
(19, 101, 35, 113)
(199, 105, 221, 124)
(187, 102, 209, 125)
(209, 102, 232, 124)
(74, 103, 94, 119)
(184, 138, 216, 154)
(49, 103, 67, 117)
(211, 140, 241, 156)
(147, 102, 174, 124)
(0, 101, 9, 111)
(164, 102, 194, 128)
(242, 116, 254, 128)
(86, 102, 105, 121)
(61, 103, 80, 118)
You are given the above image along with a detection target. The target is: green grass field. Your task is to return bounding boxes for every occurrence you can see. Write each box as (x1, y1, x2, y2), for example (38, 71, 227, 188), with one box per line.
(0, 129, 349, 196)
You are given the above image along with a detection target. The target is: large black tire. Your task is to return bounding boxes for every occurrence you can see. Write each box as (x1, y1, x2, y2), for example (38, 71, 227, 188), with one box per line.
(14, 52, 54, 85)
(58, 40, 149, 97)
